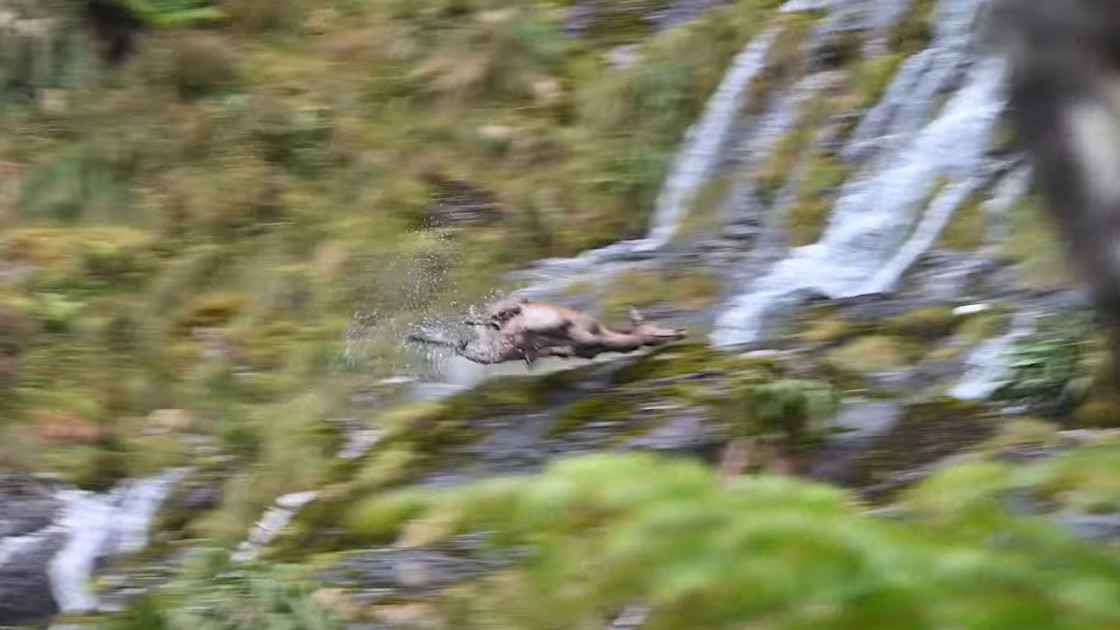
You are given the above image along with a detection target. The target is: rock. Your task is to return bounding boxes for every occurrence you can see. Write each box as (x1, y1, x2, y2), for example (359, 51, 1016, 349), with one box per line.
(476, 124, 514, 147)
(373, 603, 436, 628)
(1055, 512, 1120, 541)
(620, 414, 710, 454)
(605, 44, 642, 70)
(147, 408, 195, 434)
(0, 526, 65, 625)
(312, 588, 362, 622)
(0, 471, 61, 538)
(809, 401, 903, 485)
(530, 79, 562, 104)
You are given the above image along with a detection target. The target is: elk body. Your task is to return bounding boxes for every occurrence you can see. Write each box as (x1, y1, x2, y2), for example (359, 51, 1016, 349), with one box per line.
(410, 300, 687, 366)
(986, 0, 1120, 343)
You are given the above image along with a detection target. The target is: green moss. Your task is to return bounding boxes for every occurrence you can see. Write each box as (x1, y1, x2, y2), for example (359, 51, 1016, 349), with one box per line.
(882, 307, 958, 341)
(1001, 195, 1073, 289)
(800, 317, 854, 344)
(550, 396, 632, 436)
(955, 307, 1011, 346)
(826, 335, 909, 373)
(853, 398, 993, 492)
(888, 0, 937, 56)
(38, 444, 129, 491)
(784, 150, 851, 247)
(677, 174, 735, 237)
(937, 191, 985, 251)
(757, 122, 815, 202)
(1031, 442, 1120, 513)
(983, 418, 1062, 452)
(737, 378, 839, 443)
(852, 53, 905, 109)
(344, 491, 429, 544)
(601, 269, 722, 320)
(611, 343, 745, 385)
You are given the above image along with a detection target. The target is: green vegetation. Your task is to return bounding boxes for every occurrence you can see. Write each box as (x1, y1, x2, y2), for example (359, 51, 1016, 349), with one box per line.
(322, 452, 1120, 630)
(600, 269, 722, 320)
(888, 0, 937, 56)
(937, 192, 985, 251)
(826, 335, 910, 374)
(783, 151, 849, 246)
(1002, 195, 1073, 288)
(0, 0, 790, 494)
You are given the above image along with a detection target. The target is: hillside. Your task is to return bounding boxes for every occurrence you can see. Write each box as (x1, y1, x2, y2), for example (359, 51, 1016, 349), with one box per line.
(5, 0, 1120, 629)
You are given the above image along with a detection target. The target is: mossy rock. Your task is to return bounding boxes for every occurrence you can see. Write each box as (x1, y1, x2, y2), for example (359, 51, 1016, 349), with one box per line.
(550, 395, 633, 437)
(888, 0, 937, 56)
(825, 335, 910, 374)
(1001, 195, 1073, 289)
(982, 417, 1062, 453)
(853, 398, 993, 493)
(610, 343, 746, 385)
(937, 192, 985, 251)
(882, 307, 958, 341)
(800, 316, 854, 344)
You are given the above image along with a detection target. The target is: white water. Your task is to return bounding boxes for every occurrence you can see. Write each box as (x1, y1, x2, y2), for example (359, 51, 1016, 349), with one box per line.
(230, 490, 319, 564)
(711, 50, 1007, 346)
(948, 309, 1037, 400)
(48, 468, 188, 613)
(508, 27, 782, 300)
(844, 0, 981, 163)
(644, 26, 782, 248)
(0, 524, 63, 570)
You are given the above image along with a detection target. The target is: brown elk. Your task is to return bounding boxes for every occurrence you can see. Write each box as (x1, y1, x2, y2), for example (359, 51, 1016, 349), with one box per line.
(410, 299, 687, 366)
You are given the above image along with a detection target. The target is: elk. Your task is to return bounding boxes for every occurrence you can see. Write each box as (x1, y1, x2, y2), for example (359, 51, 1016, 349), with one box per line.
(985, 0, 1120, 351)
(409, 300, 688, 366)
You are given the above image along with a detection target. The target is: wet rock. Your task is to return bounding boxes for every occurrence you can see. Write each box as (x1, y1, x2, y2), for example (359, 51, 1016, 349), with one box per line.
(315, 536, 514, 598)
(898, 251, 1004, 304)
(620, 414, 711, 454)
(810, 401, 902, 484)
(0, 471, 61, 537)
(420, 173, 503, 228)
(1055, 512, 1120, 541)
(0, 526, 65, 625)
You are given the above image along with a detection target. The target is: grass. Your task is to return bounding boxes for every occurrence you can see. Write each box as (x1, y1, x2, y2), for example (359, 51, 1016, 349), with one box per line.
(600, 269, 722, 320)
(937, 191, 985, 250)
(1001, 195, 1073, 289)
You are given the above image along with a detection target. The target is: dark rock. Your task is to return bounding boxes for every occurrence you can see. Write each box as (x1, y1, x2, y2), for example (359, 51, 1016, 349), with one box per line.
(0, 471, 61, 538)
(1055, 512, 1120, 541)
(420, 174, 503, 228)
(316, 535, 514, 599)
(810, 401, 902, 484)
(620, 414, 710, 454)
(0, 527, 65, 626)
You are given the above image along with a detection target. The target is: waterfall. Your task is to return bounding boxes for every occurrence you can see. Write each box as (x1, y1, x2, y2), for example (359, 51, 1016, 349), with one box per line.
(643, 26, 783, 249)
(230, 490, 319, 564)
(948, 309, 1037, 400)
(508, 26, 783, 299)
(711, 20, 1007, 347)
(48, 468, 188, 613)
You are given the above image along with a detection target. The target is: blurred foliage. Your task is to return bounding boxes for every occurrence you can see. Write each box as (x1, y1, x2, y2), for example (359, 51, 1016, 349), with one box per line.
(336, 452, 1120, 630)
(102, 548, 339, 630)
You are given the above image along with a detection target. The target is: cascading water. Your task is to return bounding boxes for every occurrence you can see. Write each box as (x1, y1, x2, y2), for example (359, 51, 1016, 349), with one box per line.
(230, 490, 319, 564)
(711, 14, 1007, 347)
(643, 26, 783, 249)
(509, 26, 783, 299)
(48, 468, 188, 613)
(948, 309, 1037, 400)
